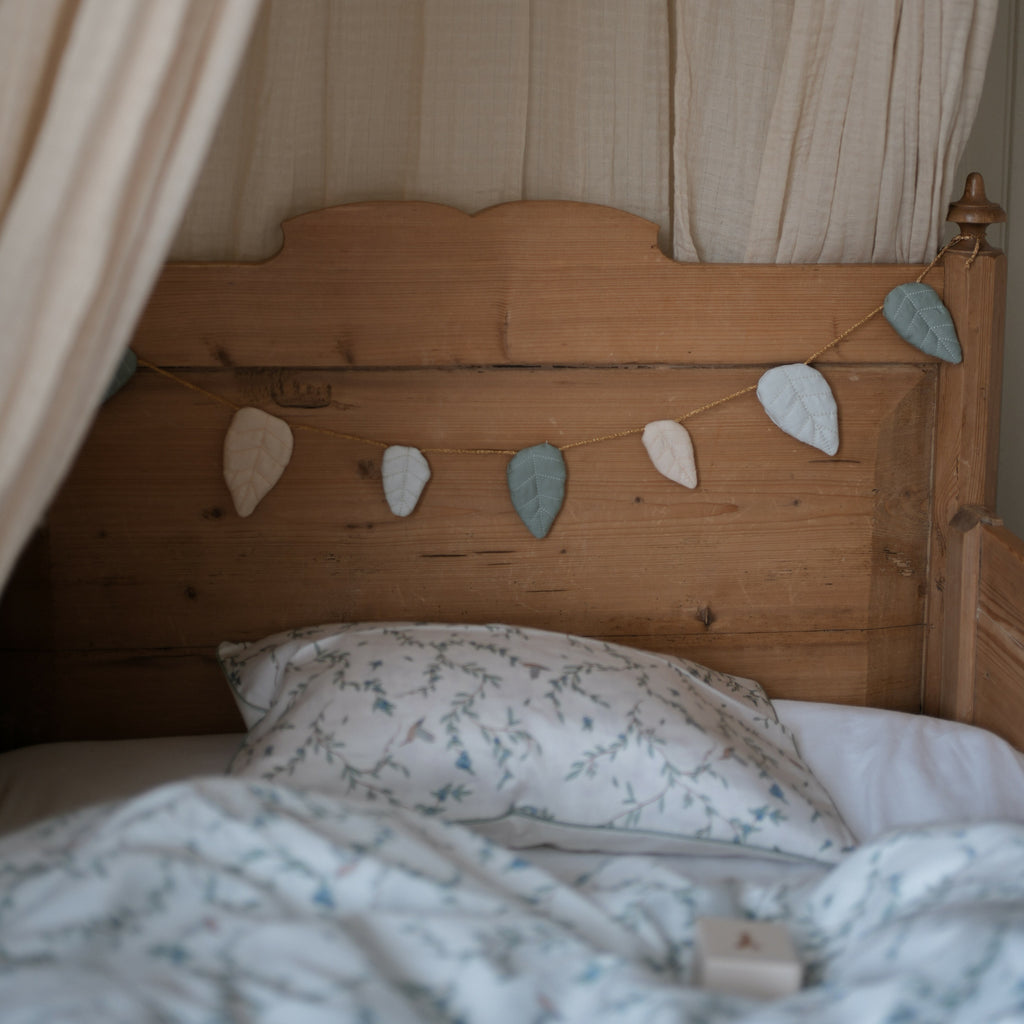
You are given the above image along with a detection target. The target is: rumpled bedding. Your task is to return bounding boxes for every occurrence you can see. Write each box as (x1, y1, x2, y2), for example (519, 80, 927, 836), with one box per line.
(0, 776, 1022, 1023)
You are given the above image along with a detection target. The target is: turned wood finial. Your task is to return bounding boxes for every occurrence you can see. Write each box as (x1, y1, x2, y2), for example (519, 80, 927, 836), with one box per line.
(947, 172, 1006, 252)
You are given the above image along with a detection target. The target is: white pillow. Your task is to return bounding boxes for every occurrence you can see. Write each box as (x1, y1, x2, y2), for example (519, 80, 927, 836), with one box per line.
(775, 700, 1024, 842)
(218, 623, 854, 864)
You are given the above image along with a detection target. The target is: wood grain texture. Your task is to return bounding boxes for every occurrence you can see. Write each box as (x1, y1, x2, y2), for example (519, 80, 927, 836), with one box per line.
(0, 198, 1006, 746)
(135, 201, 943, 368)
(972, 521, 1024, 749)
(924, 245, 1007, 717)
(0, 651, 241, 750)
(939, 507, 1024, 751)
(941, 506, 990, 723)
(48, 365, 932, 645)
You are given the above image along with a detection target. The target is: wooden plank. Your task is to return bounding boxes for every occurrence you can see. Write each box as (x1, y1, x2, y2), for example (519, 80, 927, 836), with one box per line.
(46, 365, 933, 655)
(0, 526, 52, 650)
(133, 201, 944, 369)
(6, 625, 921, 746)
(0, 531, 56, 750)
(867, 364, 937, 706)
(0, 651, 241, 750)
(973, 522, 1024, 749)
(661, 626, 921, 709)
(0, 653, 57, 752)
(46, 651, 242, 743)
(925, 245, 1007, 717)
(940, 506, 989, 722)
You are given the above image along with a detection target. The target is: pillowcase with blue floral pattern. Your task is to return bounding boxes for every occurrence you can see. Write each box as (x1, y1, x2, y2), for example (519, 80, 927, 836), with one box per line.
(218, 622, 854, 864)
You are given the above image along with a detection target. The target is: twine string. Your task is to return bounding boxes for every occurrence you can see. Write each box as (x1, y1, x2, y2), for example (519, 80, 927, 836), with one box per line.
(137, 358, 239, 410)
(135, 236, 977, 457)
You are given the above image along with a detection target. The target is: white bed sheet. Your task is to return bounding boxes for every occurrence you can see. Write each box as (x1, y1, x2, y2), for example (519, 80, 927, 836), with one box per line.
(2, 700, 1024, 849)
(776, 699, 1024, 842)
(0, 733, 242, 836)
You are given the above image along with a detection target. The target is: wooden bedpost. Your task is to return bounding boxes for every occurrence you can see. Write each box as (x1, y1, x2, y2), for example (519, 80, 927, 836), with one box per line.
(926, 173, 1007, 722)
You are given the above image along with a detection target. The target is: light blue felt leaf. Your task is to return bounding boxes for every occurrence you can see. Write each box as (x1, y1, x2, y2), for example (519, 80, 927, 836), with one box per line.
(883, 282, 962, 364)
(381, 445, 431, 516)
(507, 442, 566, 539)
(102, 349, 137, 402)
(756, 364, 839, 456)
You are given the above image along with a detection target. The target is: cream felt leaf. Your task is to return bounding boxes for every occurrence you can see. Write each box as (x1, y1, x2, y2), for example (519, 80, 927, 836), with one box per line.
(223, 407, 294, 517)
(756, 364, 839, 456)
(507, 442, 566, 539)
(642, 420, 698, 489)
(382, 445, 431, 516)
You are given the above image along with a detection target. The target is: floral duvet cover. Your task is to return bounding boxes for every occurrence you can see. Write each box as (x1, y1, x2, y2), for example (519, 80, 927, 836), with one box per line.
(0, 776, 1022, 1023)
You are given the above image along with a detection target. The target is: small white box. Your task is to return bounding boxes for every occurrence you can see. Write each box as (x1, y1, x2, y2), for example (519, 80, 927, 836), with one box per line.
(694, 917, 803, 1000)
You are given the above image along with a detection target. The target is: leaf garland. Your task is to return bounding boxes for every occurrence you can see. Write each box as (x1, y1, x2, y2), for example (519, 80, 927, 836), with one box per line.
(125, 241, 970, 538)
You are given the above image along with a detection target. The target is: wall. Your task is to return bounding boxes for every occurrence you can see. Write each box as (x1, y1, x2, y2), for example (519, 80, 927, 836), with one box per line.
(958, 0, 1022, 535)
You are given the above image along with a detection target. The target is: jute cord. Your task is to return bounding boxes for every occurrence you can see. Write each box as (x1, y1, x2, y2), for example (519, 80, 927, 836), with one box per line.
(135, 234, 980, 457)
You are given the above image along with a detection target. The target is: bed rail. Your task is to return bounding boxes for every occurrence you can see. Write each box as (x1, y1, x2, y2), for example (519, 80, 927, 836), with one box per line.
(924, 174, 1009, 733)
(942, 506, 1024, 749)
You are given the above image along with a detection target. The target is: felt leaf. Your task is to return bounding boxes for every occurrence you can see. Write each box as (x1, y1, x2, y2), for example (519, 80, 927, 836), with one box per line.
(756, 364, 839, 456)
(642, 420, 698, 489)
(102, 349, 137, 402)
(883, 282, 962, 364)
(382, 445, 431, 516)
(507, 442, 566, 539)
(223, 407, 294, 517)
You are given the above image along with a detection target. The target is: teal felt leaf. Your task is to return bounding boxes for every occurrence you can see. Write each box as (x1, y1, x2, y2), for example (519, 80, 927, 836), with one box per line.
(102, 349, 137, 402)
(883, 282, 962, 364)
(507, 443, 566, 539)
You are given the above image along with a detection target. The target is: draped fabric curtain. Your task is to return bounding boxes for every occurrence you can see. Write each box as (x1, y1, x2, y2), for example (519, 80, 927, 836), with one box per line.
(0, 0, 998, 592)
(172, 0, 674, 259)
(173, 0, 997, 265)
(0, 0, 260, 589)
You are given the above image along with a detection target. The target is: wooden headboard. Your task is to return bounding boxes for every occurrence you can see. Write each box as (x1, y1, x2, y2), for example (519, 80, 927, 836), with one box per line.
(0, 174, 1013, 750)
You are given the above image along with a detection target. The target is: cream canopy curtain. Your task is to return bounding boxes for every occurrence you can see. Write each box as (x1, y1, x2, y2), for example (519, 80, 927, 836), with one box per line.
(173, 0, 997, 265)
(173, 0, 673, 259)
(0, 0, 260, 589)
(673, 0, 999, 263)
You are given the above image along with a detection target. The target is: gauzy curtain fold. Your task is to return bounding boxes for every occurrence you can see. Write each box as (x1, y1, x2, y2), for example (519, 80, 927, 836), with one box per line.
(0, 0, 260, 589)
(671, 0, 996, 262)
(172, 0, 672, 261)
(172, 0, 996, 265)
(702, 0, 996, 263)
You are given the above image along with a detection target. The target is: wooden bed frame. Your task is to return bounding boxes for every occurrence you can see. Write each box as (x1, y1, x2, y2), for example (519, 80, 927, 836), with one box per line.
(2, 173, 1023, 752)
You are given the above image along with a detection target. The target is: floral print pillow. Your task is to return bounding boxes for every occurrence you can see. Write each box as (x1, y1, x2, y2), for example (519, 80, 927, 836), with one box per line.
(218, 623, 854, 863)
